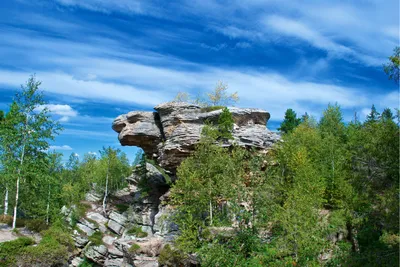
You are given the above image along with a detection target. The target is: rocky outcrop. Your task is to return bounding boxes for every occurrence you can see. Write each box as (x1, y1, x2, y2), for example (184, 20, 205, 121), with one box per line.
(112, 102, 280, 171)
(67, 163, 178, 267)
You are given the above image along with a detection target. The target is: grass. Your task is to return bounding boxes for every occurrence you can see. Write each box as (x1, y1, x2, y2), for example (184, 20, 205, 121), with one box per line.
(126, 226, 148, 238)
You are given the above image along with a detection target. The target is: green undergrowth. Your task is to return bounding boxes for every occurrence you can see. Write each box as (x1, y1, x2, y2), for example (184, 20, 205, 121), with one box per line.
(88, 231, 103, 246)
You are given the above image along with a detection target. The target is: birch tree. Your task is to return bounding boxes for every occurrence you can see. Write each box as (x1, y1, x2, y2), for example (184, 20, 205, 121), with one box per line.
(0, 76, 61, 228)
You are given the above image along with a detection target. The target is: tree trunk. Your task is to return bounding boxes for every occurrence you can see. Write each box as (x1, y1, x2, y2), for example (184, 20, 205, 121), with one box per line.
(102, 155, 111, 214)
(209, 199, 213, 226)
(4, 187, 8, 215)
(46, 183, 50, 225)
(13, 117, 27, 229)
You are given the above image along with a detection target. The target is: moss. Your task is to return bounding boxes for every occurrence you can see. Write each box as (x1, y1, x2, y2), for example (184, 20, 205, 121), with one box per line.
(88, 231, 103, 246)
(200, 105, 225, 112)
(126, 226, 148, 238)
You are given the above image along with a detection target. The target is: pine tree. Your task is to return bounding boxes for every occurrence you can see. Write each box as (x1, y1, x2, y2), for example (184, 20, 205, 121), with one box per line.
(366, 104, 380, 123)
(278, 109, 301, 133)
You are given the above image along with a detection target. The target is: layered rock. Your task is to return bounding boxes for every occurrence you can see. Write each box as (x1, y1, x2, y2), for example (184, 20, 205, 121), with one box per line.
(113, 102, 280, 171)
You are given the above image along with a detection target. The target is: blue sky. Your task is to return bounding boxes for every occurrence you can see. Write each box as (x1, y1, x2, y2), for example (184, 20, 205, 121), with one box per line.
(0, 0, 398, 163)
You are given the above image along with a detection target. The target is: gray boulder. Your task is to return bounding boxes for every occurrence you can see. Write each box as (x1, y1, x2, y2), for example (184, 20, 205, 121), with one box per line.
(85, 245, 108, 264)
(113, 102, 280, 171)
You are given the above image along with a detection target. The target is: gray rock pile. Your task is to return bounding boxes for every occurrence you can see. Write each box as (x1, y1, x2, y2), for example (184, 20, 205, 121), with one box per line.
(66, 163, 177, 267)
(112, 102, 280, 171)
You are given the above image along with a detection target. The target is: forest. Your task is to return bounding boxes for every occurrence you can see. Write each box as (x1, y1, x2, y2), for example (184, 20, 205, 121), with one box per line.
(0, 48, 398, 266)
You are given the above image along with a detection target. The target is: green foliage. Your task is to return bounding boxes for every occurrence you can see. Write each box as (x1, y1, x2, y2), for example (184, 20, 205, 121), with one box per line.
(366, 104, 380, 124)
(217, 107, 234, 139)
(126, 225, 148, 237)
(88, 231, 103, 246)
(25, 219, 49, 232)
(78, 258, 94, 267)
(128, 243, 141, 253)
(383, 46, 400, 84)
(278, 108, 301, 133)
(115, 203, 130, 213)
(0, 237, 34, 266)
(158, 244, 187, 266)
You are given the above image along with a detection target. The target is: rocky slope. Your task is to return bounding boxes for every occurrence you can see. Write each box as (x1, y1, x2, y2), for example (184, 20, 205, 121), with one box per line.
(66, 163, 178, 267)
(112, 102, 280, 171)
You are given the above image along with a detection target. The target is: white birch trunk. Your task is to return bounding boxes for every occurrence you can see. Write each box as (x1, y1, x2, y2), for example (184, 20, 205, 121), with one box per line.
(46, 184, 50, 225)
(102, 154, 111, 214)
(4, 187, 8, 215)
(12, 116, 27, 229)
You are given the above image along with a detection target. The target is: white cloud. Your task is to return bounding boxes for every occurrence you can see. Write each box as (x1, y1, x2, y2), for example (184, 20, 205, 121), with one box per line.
(37, 104, 78, 122)
(88, 151, 97, 156)
(49, 145, 73, 150)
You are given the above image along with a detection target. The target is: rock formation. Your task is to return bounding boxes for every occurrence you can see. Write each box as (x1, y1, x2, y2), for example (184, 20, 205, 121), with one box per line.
(112, 102, 280, 171)
(66, 163, 179, 267)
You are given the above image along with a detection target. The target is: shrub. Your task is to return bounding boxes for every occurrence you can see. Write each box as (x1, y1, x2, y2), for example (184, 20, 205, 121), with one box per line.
(25, 219, 49, 233)
(158, 244, 187, 266)
(17, 223, 73, 266)
(19, 236, 69, 266)
(127, 226, 148, 238)
(88, 231, 103, 246)
(0, 237, 34, 266)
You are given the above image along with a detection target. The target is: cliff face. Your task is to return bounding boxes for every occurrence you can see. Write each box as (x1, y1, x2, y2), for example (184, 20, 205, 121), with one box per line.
(112, 102, 280, 171)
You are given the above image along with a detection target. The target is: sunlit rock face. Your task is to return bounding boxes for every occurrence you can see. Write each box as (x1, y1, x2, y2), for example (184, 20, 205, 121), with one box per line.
(112, 102, 280, 171)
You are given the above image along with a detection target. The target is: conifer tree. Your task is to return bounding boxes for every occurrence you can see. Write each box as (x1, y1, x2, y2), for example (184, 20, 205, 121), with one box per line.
(366, 104, 380, 123)
(278, 108, 301, 133)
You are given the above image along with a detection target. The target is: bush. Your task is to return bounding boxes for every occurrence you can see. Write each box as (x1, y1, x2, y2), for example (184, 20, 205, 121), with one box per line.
(158, 244, 187, 266)
(0, 237, 34, 266)
(25, 219, 49, 233)
(16, 223, 73, 266)
(19, 237, 69, 266)
(126, 226, 148, 238)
